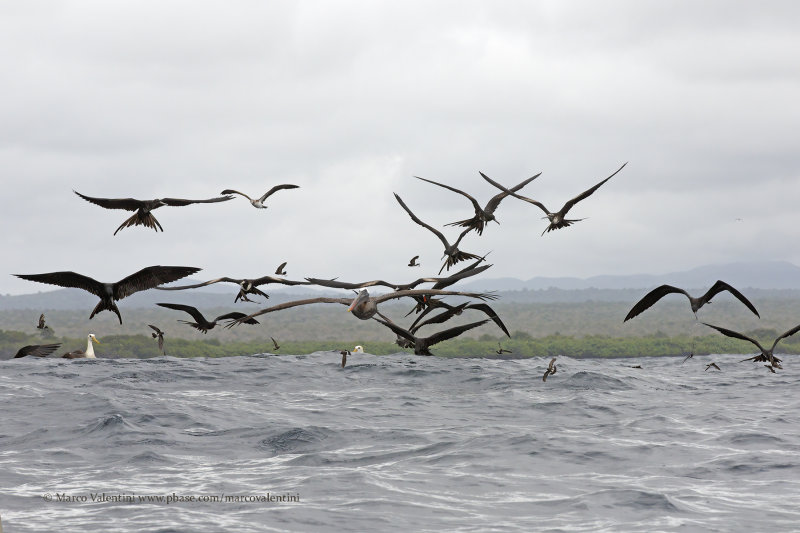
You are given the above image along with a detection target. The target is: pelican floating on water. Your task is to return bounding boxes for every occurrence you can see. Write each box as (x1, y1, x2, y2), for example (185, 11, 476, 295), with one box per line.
(624, 280, 760, 321)
(74, 191, 233, 235)
(221, 184, 299, 209)
(482, 163, 627, 235)
(15, 266, 200, 324)
(63, 334, 99, 359)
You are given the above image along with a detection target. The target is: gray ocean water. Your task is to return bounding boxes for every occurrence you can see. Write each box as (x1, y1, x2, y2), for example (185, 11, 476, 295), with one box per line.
(1, 352, 798, 533)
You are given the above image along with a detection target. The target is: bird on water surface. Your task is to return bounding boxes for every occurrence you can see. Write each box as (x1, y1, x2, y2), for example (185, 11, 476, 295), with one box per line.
(62, 334, 100, 359)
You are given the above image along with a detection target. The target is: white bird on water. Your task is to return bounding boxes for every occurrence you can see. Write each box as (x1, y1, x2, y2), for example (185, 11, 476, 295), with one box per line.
(62, 334, 100, 359)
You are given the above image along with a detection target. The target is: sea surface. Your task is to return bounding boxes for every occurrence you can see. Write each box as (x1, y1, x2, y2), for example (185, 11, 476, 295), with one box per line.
(1, 352, 799, 532)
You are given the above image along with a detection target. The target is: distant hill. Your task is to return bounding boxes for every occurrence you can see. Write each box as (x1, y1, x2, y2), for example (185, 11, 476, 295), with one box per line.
(460, 261, 800, 291)
(2, 262, 799, 311)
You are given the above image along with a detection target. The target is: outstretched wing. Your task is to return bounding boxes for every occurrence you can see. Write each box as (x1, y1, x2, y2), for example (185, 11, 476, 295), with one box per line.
(215, 312, 260, 325)
(373, 289, 497, 304)
(413, 176, 482, 213)
(372, 317, 417, 343)
(561, 162, 627, 215)
(465, 302, 510, 337)
(114, 266, 201, 300)
(480, 172, 549, 215)
(484, 172, 542, 213)
(161, 196, 233, 206)
(14, 271, 106, 298)
(220, 189, 252, 201)
(148, 324, 163, 335)
(157, 302, 208, 323)
(701, 280, 760, 318)
(424, 319, 489, 347)
(393, 193, 450, 249)
(155, 277, 241, 291)
(74, 191, 143, 211)
(624, 285, 690, 321)
(225, 297, 352, 326)
(259, 184, 300, 203)
(410, 303, 465, 333)
(250, 275, 310, 287)
(14, 343, 62, 358)
(702, 322, 766, 353)
(772, 323, 800, 352)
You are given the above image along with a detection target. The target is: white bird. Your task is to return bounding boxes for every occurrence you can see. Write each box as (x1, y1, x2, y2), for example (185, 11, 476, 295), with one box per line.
(63, 334, 100, 359)
(221, 184, 299, 209)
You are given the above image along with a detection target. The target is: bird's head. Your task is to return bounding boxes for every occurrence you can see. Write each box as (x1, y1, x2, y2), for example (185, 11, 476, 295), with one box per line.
(347, 290, 369, 312)
(89, 334, 100, 344)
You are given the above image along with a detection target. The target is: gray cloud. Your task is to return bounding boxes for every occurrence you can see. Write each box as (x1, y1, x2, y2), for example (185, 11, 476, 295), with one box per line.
(2, 1, 799, 295)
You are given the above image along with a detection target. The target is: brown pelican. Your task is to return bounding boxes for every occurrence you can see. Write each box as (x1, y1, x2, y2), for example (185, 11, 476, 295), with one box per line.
(414, 172, 541, 235)
(226, 288, 496, 327)
(624, 280, 760, 321)
(36, 313, 48, 330)
(271, 337, 280, 351)
(496, 343, 512, 355)
(542, 357, 557, 382)
(221, 184, 299, 209)
(149, 325, 165, 355)
(63, 334, 100, 359)
(156, 274, 310, 303)
(705, 362, 721, 371)
(275, 262, 287, 276)
(394, 193, 481, 274)
(408, 299, 509, 337)
(157, 303, 260, 333)
(482, 163, 627, 235)
(373, 316, 489, 356)
(703, 322, 800, 369)
(74, 191, 233, 235)
(15, 266, 200, 324)
(13, 343, 61, 358)
(408, 256, 420, 267)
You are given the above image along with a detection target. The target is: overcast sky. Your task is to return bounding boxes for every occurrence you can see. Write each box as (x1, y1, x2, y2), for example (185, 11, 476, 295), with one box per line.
(2, 1, 799, 295)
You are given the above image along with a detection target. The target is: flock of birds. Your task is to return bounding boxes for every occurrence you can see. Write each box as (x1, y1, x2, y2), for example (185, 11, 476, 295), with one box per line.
(8, 165, 793, 377)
